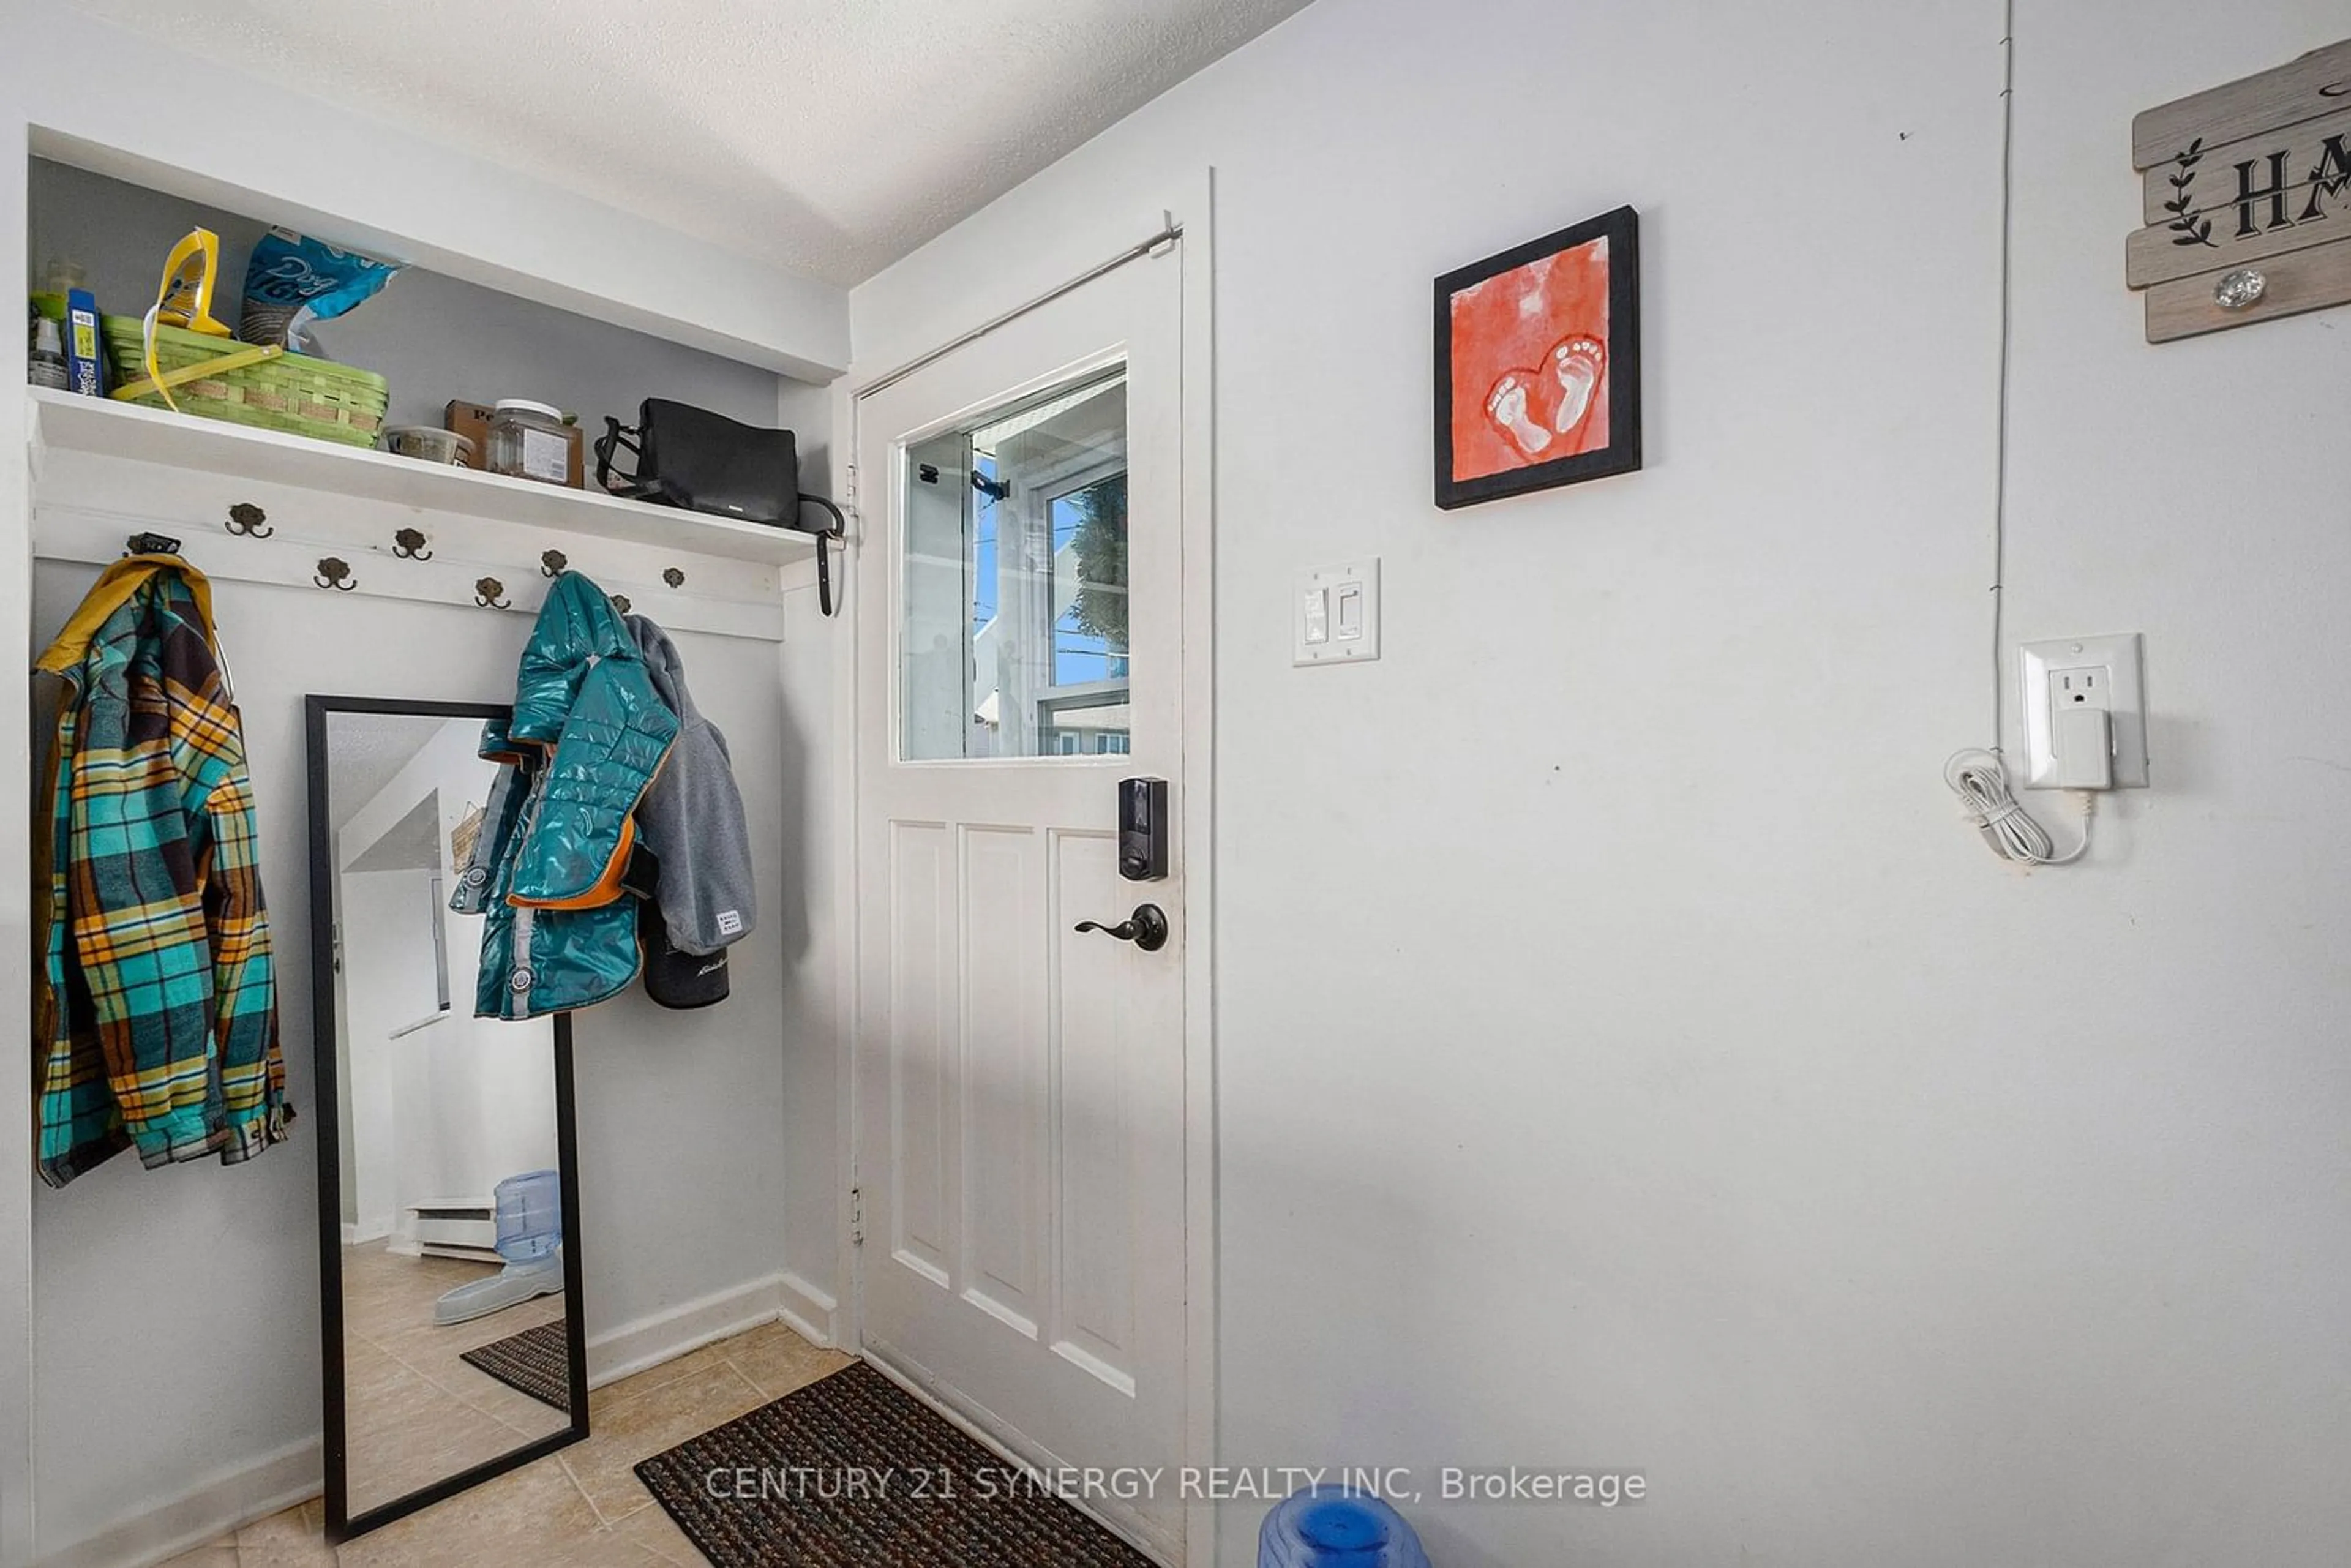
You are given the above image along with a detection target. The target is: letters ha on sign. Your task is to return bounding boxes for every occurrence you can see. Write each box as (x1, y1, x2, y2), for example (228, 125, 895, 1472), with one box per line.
(2127, 37, 2351, 341)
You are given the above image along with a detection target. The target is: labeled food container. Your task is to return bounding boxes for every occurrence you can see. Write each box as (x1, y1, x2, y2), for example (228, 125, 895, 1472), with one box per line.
(485, 399, 572, 486)
(493, 1169, 563, 1264)
(383, 425, 473, 466)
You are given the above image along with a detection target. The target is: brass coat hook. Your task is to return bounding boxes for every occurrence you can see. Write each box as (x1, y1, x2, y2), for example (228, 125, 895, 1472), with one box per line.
(610, 594, 632, 614)
(662, 567, 685, 588)
(541, 549, 568, 579)
(314, 558, 357, 591)
(226, 503, 271, 538)
(474, 576, 511, 610)
(392, 527, 432, 561)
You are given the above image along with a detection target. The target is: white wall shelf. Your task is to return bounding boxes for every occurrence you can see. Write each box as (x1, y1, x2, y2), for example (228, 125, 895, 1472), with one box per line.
(26, 388, 821, 567)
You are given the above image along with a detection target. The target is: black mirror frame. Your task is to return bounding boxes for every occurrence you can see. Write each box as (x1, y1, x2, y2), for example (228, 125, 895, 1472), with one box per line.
(304, 694, 590, 1544)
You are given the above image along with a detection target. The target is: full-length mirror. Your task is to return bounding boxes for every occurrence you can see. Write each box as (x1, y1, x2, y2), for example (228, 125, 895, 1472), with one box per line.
(306, 697, 587, 1540)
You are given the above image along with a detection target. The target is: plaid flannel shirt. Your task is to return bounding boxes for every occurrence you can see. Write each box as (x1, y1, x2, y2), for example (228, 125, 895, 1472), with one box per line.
(34, 557, 290, 1188)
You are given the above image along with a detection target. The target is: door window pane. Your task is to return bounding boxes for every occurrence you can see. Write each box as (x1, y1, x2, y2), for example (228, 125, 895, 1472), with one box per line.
(901, 367, 1130, 760)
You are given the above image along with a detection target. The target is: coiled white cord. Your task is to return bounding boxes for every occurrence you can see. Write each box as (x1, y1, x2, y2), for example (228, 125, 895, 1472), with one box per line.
(1944, 749, 2090, 865)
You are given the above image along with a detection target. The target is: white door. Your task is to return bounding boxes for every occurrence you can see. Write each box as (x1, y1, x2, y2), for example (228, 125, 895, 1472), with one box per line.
(853, 249, 1190, 1561)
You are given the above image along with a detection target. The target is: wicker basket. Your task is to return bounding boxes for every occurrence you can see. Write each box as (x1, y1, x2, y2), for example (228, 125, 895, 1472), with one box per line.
(450, 802, 486, 869)
(100, 316, 388, 448)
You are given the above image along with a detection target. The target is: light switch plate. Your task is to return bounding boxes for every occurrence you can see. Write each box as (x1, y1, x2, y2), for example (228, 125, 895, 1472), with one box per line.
(1295, 559, 1380, 666)
(2020, 632, 2147, 789)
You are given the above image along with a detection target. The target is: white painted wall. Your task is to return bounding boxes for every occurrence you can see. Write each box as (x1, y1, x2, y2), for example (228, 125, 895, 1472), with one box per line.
(21, 569, 798, 1559)
(0, 14, 843, 1557)
(0, 67, 32, 1568)
(334, 719, 561, 1244)
(337, 870, 429, 1241)
(774, 581, 849, 1340)
(848, 2, 2351, 1564)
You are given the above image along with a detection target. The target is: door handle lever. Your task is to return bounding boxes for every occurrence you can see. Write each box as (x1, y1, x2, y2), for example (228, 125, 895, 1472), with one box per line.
(1074, 902, 1169, 953)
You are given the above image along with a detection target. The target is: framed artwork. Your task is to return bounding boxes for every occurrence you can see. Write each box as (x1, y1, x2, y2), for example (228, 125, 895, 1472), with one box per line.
(1434, 204, 1641, 509)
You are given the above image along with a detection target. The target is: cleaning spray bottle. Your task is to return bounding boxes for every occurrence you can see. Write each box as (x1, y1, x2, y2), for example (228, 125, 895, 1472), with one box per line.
(154, 228, 233, 336)
(27, 303, 68, 391)
(142, 228, 234, 411)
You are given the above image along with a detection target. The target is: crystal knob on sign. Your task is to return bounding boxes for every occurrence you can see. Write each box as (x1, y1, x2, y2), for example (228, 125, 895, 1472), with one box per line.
(2213, 268, 2267, 310)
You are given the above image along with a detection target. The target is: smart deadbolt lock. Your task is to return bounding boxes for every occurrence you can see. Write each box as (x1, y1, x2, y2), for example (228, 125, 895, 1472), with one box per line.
(1119, 777, 1168, 881)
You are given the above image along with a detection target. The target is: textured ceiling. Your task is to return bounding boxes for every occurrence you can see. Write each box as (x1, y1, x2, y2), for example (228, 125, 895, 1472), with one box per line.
(345, 790, 443, 874)
(67, 0, 1311, 286)
(326, 712, 463, 830)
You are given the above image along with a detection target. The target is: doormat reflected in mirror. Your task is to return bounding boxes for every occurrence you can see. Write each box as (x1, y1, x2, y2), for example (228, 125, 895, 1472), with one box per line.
(459, 1319, 571, 1412)
(633, 1360, 1156, 1567)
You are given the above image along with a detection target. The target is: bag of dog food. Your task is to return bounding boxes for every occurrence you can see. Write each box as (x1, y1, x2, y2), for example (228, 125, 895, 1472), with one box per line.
(240, 227, 400, 353)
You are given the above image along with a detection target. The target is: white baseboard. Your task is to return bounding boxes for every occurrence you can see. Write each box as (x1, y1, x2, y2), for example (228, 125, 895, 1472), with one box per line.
(36, 1436, 320, 1568)
(776, 1271, 839, 1348)
(39, 1271, 816, 1567)
(585, 1270, 787, 1389)
(340, 1218, 396, 1247)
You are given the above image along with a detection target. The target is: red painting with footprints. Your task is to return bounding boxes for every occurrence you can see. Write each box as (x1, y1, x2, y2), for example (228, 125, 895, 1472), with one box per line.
(1446, 236, 1610, 483)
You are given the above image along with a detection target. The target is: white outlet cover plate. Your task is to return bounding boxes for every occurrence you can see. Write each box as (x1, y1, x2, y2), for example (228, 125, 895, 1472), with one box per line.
(1295, 559, 1380, 666)
(2020, 632, 2148, 789)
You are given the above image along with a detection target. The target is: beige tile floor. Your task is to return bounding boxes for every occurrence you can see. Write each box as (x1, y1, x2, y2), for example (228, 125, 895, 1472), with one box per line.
(340, 1245, 573, 1517)
(159, 1319, 853, 1568)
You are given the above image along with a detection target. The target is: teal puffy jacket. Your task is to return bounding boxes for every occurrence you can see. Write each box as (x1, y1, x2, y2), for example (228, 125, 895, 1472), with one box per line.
(465, 573, 679, 1019)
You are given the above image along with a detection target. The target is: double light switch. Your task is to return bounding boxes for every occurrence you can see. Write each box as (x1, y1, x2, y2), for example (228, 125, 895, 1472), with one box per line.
(1295, 559, 1381, 666)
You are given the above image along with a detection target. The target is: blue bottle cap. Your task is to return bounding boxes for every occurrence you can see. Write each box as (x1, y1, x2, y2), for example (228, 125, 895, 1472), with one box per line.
(1297, 1495, 1392, 1551)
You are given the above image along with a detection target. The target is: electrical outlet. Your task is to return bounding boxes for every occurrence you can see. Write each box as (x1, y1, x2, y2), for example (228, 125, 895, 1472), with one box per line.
(2020, 634, 2147, 789)
(2051, 666, 2105, 716)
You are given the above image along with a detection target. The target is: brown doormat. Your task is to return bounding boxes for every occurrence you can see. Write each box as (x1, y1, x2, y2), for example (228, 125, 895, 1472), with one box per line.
(458, 1319, 572, 1412)
(632, 1360, 1157, 1566)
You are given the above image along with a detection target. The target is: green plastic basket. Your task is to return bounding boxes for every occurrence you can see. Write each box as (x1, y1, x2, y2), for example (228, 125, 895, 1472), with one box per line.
(99, 315, 388, 448)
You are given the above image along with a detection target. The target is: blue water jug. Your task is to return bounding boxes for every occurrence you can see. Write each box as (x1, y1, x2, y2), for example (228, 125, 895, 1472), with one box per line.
(1260, 1486, 1431, 1568)
(493, 1168, 562, 1263)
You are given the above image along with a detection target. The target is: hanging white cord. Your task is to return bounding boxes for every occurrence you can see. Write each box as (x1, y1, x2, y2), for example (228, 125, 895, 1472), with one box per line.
(1944, 2, 2091, 866)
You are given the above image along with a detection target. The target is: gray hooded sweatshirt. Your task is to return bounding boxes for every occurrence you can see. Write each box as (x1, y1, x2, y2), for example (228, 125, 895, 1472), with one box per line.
(626, 615, 756, 955)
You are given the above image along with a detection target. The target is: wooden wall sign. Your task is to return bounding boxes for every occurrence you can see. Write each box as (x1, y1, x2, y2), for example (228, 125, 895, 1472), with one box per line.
(2128, 37, 2351, 342)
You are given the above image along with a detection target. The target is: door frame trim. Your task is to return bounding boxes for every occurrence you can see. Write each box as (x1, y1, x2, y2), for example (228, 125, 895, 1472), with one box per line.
(835, 168, 1217, 1568)
(1172, 168, 1219, 1568)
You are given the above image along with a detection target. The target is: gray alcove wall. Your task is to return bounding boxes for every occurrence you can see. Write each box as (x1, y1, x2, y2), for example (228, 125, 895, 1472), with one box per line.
(28, 158, 826, 460)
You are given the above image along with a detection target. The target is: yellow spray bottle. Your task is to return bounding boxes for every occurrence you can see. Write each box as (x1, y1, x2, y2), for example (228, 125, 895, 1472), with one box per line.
(143, 228, 233, 413)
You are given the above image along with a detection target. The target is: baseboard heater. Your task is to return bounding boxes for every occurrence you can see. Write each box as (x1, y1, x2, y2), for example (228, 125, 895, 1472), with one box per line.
(408, 1200, 500, 1263)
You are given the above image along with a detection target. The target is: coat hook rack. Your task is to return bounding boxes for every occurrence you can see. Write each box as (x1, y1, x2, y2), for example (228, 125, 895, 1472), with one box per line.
(391, 528, 433, 561)
(474, 576, 511, 610)
(662, 567, 686, 588)
(314, 558, 357, 591)
(541, 549, 568, 579)
(126, 531, 182, 557)
(225, 503, 271, 538)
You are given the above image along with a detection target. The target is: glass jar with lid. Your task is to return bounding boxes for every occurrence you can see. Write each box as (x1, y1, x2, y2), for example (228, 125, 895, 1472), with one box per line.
(484, 399, 572, 486)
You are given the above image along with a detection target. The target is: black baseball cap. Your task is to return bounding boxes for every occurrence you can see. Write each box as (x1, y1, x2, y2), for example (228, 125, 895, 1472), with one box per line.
(640, 891, 730, 1010)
